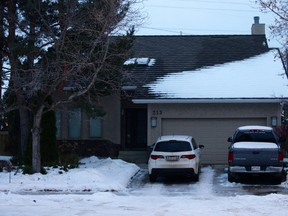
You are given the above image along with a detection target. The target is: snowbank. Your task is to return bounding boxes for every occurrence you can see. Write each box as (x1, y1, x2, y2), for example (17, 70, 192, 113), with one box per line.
(1, 156, 288, 216)
(0, 156, 140, 193)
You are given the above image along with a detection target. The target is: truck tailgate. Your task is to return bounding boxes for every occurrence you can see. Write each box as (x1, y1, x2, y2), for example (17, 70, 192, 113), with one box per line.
(232, 142, 280, 166)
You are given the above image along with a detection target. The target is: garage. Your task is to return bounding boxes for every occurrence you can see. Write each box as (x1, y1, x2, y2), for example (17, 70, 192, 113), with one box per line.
(128, 36, 288, 165)
(161, 118, 267, 164)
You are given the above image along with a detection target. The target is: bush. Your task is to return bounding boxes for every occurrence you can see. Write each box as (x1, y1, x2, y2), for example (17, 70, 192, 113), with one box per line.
(22, 165, 47, 175)
(59, 154, 79, 169)
(22, 165, 33, 174)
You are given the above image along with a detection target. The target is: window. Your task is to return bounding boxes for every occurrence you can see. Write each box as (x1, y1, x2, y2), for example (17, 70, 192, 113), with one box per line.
(234, 131, 277, 143)
(68, 108, 81, 138)
(56, 112, 61, 138)
(154, 141, 192, 152)
(90, 117, 102, 138)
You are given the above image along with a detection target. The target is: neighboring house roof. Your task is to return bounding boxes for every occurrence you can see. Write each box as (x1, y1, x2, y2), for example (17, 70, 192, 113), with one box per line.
(124, 35, 288, 103)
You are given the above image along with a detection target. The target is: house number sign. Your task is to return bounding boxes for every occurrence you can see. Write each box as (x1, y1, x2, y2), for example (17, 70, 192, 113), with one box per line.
(152, 110, 162, 115)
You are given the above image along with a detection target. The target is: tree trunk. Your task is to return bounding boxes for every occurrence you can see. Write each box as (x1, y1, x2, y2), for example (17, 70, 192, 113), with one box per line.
(19, 108, 30, 158)
(32, 106, 45, 173)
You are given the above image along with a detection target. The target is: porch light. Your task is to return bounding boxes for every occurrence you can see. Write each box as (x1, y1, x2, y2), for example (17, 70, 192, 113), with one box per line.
(151, 117, 157, 127)
(271, 116, 277, 127)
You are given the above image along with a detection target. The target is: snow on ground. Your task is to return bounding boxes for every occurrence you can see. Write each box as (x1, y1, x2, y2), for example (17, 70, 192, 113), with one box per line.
(1, 156, 288, 216)
(0, 156, 139, 193)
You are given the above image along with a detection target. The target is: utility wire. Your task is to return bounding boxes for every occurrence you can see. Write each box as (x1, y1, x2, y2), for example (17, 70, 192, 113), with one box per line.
(147, 4, 258, 13)
(139, 26, 248, 34)
(153, 0, 250, 6)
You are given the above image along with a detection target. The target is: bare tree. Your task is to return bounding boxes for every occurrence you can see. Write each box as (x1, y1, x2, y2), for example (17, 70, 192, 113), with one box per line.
(0, 1, 3, 98)
(256, 0, 288, 63)
(1, 1, 31, 158)
(2, 0, 141, 173)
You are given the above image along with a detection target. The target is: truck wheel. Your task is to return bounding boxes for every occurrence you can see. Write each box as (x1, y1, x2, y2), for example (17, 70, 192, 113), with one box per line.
(272, 175, 284, 185)
(282, 170, 287, 182)
(228, 172, 237, 183)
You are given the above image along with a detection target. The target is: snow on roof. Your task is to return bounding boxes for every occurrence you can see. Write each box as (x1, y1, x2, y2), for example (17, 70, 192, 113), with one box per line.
(124, 57, 156, 66)
(237, 125, 273, 131)
(157, 135, 192, 142)
(146, 50, 288, 99)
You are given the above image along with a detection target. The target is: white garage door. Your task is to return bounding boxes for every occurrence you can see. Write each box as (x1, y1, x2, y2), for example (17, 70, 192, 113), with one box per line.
(161, 118, 267, 164)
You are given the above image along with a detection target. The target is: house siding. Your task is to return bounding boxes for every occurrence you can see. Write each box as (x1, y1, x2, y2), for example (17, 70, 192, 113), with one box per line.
(58, 93, 121, 143)
(100, 94, 121, 144)
(56, 94, 121, 158)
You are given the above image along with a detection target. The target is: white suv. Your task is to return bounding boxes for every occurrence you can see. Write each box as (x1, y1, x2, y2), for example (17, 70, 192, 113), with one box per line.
(148, 135, 204, 182)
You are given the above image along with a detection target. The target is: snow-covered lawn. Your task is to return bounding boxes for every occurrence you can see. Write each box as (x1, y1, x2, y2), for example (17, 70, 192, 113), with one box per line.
(0, 157, 139, 193)
(1, 156, 288, 216)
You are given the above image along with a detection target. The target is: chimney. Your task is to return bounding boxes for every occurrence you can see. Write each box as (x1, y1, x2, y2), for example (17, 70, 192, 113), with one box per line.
(251, 16, 265, 35)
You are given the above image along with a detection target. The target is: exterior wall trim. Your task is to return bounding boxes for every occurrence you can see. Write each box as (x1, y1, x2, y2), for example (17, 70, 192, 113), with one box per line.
(133, 98, 287, 104)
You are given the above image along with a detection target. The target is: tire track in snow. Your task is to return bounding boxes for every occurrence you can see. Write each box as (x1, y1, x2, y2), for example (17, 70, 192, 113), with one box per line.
(127, 166, 215, 198)
(193, 166, 215, 199)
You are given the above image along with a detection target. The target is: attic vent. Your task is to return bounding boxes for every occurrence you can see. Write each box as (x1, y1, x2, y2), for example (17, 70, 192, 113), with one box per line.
(124, 57, 156, 66)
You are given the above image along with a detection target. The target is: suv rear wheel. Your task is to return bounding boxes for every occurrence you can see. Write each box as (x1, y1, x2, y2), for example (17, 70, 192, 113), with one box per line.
(149, 174, 157, 183)
(193, 172, 199, 182)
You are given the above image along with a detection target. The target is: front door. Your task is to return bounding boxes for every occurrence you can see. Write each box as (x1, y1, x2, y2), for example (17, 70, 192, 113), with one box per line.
(124, 108, 147, 149)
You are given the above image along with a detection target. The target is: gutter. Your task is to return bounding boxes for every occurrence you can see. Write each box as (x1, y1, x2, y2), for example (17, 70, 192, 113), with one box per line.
(132, 98, 288, 104)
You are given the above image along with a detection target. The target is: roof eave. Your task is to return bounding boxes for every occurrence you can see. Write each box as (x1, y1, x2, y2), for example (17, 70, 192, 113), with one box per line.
(132, 98, 288, 104)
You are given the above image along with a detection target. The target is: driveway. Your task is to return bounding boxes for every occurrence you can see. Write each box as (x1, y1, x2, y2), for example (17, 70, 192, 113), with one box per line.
(128, 165, 288, 197)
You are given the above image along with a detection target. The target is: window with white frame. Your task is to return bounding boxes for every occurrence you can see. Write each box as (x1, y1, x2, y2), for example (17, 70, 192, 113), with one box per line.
(90, 117, 102, 137)
(68, 108, 81, 138)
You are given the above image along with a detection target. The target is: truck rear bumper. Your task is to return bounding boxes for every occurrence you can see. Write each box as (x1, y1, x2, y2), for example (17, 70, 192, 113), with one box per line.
(229, 166, 283, 174)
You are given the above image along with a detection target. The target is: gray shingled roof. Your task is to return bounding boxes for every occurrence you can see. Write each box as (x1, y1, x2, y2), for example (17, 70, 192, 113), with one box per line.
(124, 35, 269, 99)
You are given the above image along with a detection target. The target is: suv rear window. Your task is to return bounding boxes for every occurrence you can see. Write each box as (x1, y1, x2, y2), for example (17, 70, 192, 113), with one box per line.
(234, 130, 277, 143)
(154, 141, 192, 152)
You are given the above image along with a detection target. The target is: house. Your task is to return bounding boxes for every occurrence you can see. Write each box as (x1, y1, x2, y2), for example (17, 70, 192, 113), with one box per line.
(56, 17, 288, 164)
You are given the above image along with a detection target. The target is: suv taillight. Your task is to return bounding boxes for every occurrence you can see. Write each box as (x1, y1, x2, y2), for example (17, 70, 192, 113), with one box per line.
(278, 151, 284, 162)
(181, 154, 196, 159)
(228, 151, 234, 163)
(150, 155, 164, 160)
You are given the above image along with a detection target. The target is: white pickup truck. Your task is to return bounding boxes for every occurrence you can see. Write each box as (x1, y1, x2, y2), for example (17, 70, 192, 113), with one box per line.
(227, 125, 286, 184)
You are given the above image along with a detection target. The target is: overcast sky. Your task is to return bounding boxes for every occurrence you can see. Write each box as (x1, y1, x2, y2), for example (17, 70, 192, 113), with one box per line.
(134, 0, 279, 48)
